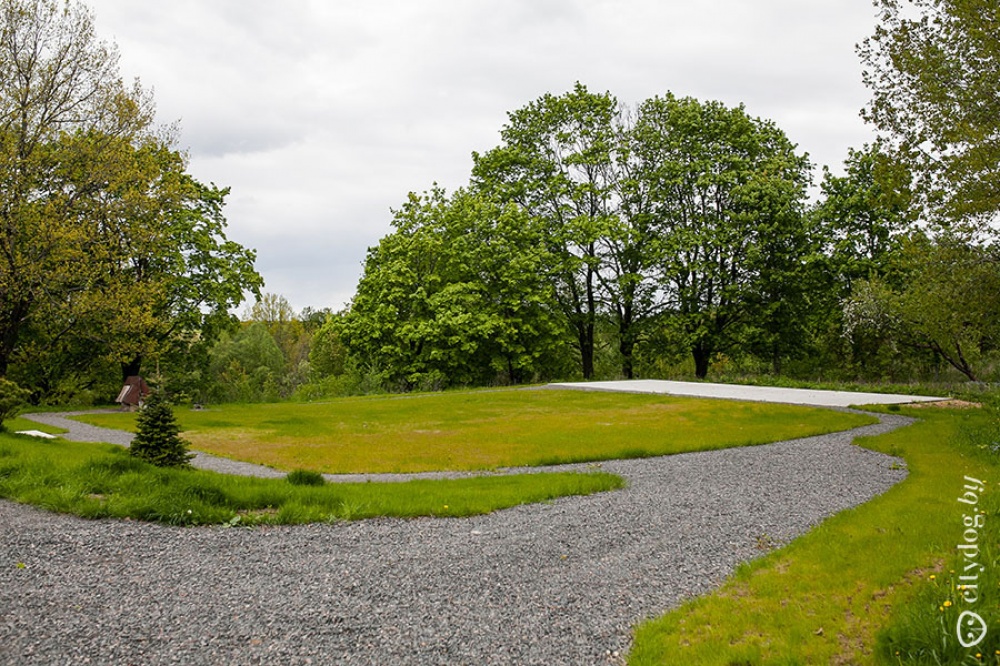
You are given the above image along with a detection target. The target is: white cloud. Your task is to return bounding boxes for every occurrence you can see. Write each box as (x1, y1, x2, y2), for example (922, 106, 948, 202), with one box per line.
(88, 0, 880, 311)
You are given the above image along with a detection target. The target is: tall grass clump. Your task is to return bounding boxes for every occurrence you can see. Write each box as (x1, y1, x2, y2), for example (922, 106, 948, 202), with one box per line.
(286, 469, 326, 486)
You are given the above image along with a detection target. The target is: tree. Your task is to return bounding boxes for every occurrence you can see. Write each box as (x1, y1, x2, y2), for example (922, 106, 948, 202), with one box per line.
(67, 135, 261, 383)
(207, 322, 284, 402)
(0, 0, 151, 376)
(860, 0, 1000, 225)
(856, 0, 1000, 382)
(309, 312, 347, 379)
(472, 85, 815, 380)
(245, 293, 310, 391)
(0, 1, 262, 392)
(472, 84, 622, 379)
(129, 390, 193, 468)
(810, 145, 917, 376)
(631, 94, 813, 378)
(814, 144, 915, 295)
(844, 231, 1000, 381)
(341, 188, 569, 389)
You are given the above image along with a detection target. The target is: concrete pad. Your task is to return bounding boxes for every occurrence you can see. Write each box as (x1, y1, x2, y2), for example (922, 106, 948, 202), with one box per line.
(548, 379, 947, 408)
(15, 430, 57, 439)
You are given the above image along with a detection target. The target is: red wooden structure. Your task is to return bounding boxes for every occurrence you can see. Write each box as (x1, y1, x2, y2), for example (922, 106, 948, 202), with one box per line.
(115, 376, 151, 409)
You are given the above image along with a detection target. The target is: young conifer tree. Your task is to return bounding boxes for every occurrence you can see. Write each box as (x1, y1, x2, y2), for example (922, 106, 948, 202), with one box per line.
(129, 391, 194, 468)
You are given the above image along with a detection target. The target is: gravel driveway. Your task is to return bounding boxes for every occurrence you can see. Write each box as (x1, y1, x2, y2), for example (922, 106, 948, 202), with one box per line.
(1, 403, 911, 666)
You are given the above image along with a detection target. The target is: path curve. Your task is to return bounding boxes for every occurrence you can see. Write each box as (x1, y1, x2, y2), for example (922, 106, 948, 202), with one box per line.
(3, 393, 915, 665)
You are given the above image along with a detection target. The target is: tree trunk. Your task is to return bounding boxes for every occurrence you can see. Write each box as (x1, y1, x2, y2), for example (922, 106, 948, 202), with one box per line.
(580, 323, 595, 379)
(771, 345, 782, 375)
(0, 298, 31, 377)
(619, 336, 635, 379)
(618, 301, 636, 379)
(121, 355, 143, 383)
(692, 343, 711, 379)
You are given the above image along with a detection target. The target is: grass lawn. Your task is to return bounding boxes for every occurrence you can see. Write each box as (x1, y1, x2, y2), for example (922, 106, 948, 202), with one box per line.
(73, 388, 877, 473)
(0, 431, 624, 525)
(627, 402, 1000, 665)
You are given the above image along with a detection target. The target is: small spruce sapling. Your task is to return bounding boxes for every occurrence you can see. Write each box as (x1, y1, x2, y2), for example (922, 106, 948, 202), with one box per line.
(129, 391, 194, 468)
(0, 378, 31, 430)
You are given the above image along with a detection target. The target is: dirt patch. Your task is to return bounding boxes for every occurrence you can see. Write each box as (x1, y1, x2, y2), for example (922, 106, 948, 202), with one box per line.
(908, 399, 982, 409)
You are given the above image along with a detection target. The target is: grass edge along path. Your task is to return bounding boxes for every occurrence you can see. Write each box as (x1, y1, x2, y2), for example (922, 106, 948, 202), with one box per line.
(626, 404, 998, 666)
(0, 432, 624, 525)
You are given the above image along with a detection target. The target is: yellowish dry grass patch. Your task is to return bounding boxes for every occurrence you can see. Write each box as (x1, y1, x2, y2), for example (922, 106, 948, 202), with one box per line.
(75, 388, 875, 474)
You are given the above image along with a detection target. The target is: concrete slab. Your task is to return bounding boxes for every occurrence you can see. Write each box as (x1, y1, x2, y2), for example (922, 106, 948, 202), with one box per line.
(548, 379, 947, 408)
(15, 430, 57, 439)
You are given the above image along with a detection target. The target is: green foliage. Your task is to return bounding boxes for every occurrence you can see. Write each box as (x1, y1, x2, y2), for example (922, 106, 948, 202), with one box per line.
(207, 322, 286, 402)
(0, 0, 261, 401)
(629, 93, 815, 378)
(245, 292, 312, 391)
(308, 312, 348, 379)
(0, 377, 30, 427)
(286, 469, 326, 486)
(473, 83, 623, 379)
(384, 84, 817, 382)
(0, 0, 150, 376)
(341, 188, 572, 391)
(128, 392, 194, 468)
(845, 232, 1000, 381)
(860, 0, 1000, 224)
(814, 144, 915, 296)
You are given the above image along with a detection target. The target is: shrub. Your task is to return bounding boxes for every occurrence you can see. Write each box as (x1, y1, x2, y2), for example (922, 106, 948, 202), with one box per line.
(286, 469, 326, 486)
(129, 391, 194, 468)
(0, 378, 31, 429)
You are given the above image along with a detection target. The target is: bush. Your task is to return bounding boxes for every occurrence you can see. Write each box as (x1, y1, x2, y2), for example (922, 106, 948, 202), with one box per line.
(286, 469, 326, 486)
(0, 378, 31, 429)
(129, 391, 194, 468)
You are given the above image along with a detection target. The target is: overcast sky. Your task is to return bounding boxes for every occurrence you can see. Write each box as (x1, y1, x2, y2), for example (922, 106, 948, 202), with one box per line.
(86, 0, 882, 314)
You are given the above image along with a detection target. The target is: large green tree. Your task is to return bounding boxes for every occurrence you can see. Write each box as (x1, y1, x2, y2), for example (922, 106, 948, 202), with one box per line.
(472, 86, 815, 380)
(856, 0, 1000, 381)
(811, 144, 916, 376)
(0, 0, 261, 394)
(0, 0, 150, 376)
(631, 94, 813, 377)
(472, 84, 621, 379)
(860, 0, 1000, 224)
(814, 144, 915, 295)
(341, 188, 569, 390)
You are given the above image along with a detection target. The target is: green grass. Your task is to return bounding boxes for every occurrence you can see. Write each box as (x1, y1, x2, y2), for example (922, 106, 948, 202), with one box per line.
(71, 389, 876, 473)
(0, 430, 623, 525)
(627, 402, 999, 666)
(2, 416, 66, 435)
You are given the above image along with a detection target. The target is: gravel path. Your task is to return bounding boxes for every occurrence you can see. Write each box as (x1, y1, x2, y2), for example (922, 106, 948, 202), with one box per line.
(1, 410, 912, 665)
